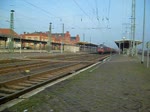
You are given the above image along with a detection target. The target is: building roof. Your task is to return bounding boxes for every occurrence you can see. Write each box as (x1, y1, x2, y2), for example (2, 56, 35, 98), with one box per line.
(115, 39, 142, 45)
(77, 42, 98, 47)
(0, 28, 80, 45)
(115, 39, 142, 50)
(0, 28, 19, 38)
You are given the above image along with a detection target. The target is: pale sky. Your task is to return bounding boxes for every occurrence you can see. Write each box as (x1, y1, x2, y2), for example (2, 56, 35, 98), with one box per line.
(0, 0, 150, 48)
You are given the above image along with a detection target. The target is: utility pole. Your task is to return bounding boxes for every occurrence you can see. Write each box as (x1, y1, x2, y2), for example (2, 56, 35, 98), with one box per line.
(90, 36, 91, 52)
(146, 42, 150, 68)
(131, 0, 136, 56)
(83, 33, 85, 52)
(61, 23, 64, 53)
(9, 10, 15, 53)
(20, 35, 22, 54)
(141, 0, 146, 64)
(48, 22, 52, 53)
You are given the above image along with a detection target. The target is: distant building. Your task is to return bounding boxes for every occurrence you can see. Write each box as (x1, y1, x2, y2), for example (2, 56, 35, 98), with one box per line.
(20, 32, 48, 49)
(21, 31, 80, 49)
(0, 28, 80, 50)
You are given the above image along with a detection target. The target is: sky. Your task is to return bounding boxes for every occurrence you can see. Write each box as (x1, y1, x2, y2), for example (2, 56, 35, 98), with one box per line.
(0, 0, 150, 49)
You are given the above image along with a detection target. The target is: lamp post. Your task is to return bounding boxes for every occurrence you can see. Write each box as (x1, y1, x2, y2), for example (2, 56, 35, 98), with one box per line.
(61, 23, 64, 54)
(141, 0, 146, 64)
(19, 35, 22, 54)
(83, 33, 85, 52)
(48, 22, 52, 53)
(147, 48, 149, 68)
(9, 10, 15, 53)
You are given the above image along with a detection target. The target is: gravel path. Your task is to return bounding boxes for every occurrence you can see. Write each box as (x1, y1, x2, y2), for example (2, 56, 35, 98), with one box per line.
(3, 55, 150, 112)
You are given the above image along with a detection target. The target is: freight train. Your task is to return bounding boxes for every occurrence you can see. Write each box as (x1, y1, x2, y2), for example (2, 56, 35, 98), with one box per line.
(97, 44, 116, 54)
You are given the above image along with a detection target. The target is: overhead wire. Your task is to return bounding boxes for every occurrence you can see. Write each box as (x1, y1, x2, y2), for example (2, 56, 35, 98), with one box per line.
(86, 0, 95, 19)
(23, 0, 54, 17)
(22, 0, 62, 21)
(73, 0, 90, 19)
(94, 0, 101, 28)
(72, 0, 97, 27)
(107, 0, 111, 21)
(95, 0, 99, 21)
(22, 0, 86, 33)
(106, 0, 111, 29)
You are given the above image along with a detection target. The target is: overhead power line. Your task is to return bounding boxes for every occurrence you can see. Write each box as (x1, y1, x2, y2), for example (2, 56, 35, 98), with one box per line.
(73, 0, 90, 18)
(107, 0, 111, 21)
(23, 0, 61, 20)
(95, 0, 99, 21)
(73, 0, 98, 27)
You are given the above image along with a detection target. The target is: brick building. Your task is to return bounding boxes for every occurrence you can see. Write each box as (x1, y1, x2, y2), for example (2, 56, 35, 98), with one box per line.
(20, 32, 48, 49)
(21, 31, 80, 50)
(0, 28, 80, 50)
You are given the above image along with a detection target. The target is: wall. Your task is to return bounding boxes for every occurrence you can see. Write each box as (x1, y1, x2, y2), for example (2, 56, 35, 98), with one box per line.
(64, 45, 79, 53)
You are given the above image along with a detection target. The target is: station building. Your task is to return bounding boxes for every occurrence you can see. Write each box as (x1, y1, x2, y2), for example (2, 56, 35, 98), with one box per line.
(0, 28, 20, 48)
(0, 28, 99, 53)
(0, 28, 80, 52)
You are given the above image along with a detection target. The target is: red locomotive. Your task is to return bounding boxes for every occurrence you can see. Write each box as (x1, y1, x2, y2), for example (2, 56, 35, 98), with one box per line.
(97, 44, 115, 54)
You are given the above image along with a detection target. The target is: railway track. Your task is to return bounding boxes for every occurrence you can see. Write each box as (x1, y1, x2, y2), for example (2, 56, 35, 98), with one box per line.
(0, 61, 50, 74)
(0, 54, 83, 76)
(0, 54, 96, 82)
(0, 59, 27, 64)
(0, 54, 109, 105)
(0, 54, 99, 75)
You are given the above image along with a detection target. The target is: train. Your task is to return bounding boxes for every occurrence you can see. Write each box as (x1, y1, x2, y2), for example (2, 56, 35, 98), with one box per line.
(97, 44, 116, 54)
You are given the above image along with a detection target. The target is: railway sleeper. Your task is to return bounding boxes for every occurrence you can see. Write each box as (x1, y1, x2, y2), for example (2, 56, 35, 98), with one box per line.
(54, 71, 69, 76)
(23, 80, 39, 84)
(17, 83, 33, 87)
(25, 79, 43, 83)
(33, 77, 48, 81)
(6, 85, 25, 90)
(40, 76, 52, 79)
(0, 93, 9, 97)
(37, 77, 49, 80)
(66, 67, 82, 72)
(29, 79, 46, 82)
(0, 87, 16, 94)
(21, 76, 47, 82)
